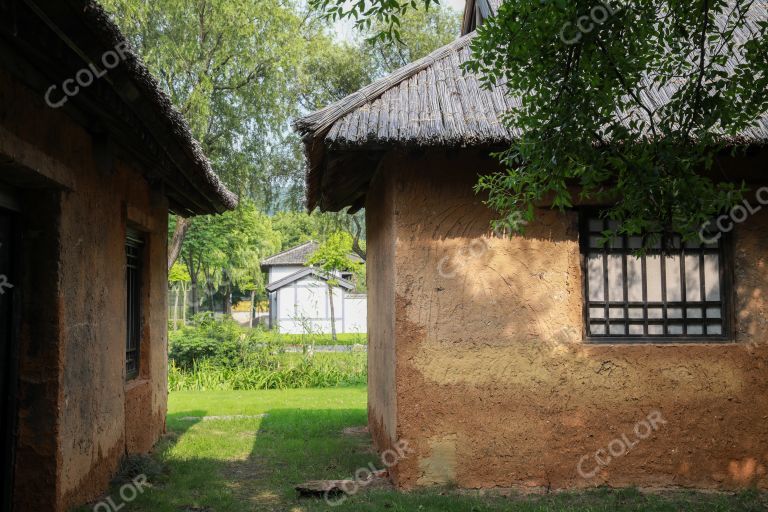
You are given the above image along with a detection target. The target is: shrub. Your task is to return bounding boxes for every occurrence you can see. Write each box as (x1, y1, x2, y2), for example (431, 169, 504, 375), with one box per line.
(169, 312, 270, 369)
(167, 315, 365, 391)
(167, 353, 366, 392)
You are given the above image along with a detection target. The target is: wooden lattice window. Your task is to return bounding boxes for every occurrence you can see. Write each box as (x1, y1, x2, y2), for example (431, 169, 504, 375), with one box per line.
(125, 229, 144, 379)
(580, 213, 730, 342)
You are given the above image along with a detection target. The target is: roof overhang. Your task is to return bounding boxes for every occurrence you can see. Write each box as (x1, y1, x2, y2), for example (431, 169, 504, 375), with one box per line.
(265, 267, 355, 293)
(0, 0, 237, 215)
(294, 1, 768, 214)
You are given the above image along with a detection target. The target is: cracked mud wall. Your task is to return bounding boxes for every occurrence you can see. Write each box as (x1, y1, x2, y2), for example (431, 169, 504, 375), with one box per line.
(1, 71, 168, 511)
(373, 149, 768, 491)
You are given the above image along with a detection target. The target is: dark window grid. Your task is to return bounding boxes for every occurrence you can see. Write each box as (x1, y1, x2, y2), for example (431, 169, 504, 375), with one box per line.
(583, 217, 728, 340)
(126, 240, 142, 379)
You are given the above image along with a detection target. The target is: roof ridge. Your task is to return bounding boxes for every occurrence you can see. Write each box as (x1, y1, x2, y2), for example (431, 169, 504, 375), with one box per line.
(293, 33, 475, 139)
(262, 240, 318, 264)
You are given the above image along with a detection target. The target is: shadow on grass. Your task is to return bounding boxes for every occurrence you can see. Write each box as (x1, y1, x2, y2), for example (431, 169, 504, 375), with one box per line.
(88, 405, 768, 512)
(105, 407, 369, 512)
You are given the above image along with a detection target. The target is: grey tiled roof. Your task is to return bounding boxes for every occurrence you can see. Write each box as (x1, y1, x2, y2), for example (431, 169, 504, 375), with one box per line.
(261, 241, 364, 267)
(261, 241, 320, 266)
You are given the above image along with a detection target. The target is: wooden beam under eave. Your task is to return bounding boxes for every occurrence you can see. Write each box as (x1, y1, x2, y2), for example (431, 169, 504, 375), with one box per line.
(319, 151, 383, 212)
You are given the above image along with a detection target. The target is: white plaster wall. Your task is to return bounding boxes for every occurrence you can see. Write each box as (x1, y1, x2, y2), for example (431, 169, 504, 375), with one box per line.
(343, 294, 368, 334)
(268, 265, 305, 284)
(272, 275, 367, 335)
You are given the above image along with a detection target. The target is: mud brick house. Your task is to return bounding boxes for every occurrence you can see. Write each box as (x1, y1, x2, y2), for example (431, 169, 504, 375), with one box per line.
(0, 1, 235, 510)
(295, 0, 768, 492)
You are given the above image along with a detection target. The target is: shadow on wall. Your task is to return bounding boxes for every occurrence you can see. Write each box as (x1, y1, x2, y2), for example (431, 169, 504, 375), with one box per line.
(387, 155, 768, 490)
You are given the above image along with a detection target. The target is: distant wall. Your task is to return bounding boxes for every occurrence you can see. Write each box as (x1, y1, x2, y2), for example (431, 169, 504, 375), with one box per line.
(374, 149, 768, 491)
(343, 294, 367, 334)
(1, 68, 168, 511)
(273, 276, 367, 335)
(268, 265, 305, 283)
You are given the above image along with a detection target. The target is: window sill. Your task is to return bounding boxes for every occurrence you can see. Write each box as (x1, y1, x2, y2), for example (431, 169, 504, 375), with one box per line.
(584, 337, 735, 345)
(124, 377, 150, 392)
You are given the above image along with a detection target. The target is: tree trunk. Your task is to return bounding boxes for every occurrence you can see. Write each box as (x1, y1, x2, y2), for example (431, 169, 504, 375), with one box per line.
(173, 285, 180, 330)
(182, 283, 188, 323)
(249, 290, 256, 328)
(327, 283, 337, 342)
(168, 217, 191, 270)
(190, 277, 200, 315)
(351, 215, 366, 260)
(224, 282, 232, 316)
(207, 283, 216, 313)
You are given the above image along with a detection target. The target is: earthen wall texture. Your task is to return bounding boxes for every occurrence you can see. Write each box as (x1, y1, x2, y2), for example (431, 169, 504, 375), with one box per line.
(366, 168, 398, 469)
(372, 150, 768, 491)
(1, 70, 168, 511)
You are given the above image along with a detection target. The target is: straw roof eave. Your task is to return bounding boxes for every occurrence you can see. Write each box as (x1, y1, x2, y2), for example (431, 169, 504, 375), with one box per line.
(295, 1, 768, 213)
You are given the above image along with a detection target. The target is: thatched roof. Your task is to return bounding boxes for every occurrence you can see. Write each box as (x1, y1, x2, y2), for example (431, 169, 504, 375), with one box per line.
(294, 0, 768, 212)
(79, 1, 237, 214)
(295, 33, 517, 148)
(5, 1, 236, 215)
(294, 32, 519, 210)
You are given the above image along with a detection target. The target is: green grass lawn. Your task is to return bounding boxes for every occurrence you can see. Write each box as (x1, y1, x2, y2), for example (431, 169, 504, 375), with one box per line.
(85, 387, 767, 512)
(253, 331, 367, 346)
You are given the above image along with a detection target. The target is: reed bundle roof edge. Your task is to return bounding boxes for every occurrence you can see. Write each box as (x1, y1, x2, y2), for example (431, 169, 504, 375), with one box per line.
(294, 1, 768, 212)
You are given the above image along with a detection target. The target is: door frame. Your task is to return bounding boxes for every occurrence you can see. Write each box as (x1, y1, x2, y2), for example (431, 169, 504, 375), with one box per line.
(0, 194, 21, 512)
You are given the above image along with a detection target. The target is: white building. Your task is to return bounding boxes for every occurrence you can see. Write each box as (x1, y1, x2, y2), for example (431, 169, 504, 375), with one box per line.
(262, 241, 367, 335)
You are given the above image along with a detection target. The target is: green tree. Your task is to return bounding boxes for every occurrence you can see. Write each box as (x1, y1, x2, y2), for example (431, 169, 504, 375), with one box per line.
(177, 201, 280, 315)
(271, 210, 367, 258)
(271, 211, 323, 249)
(299, 36, 374, 111)
(469, 0, 768, 243)
(311, 0, 768, 244)
(169, 262, 191, 328)
(101, 0, 308, 264)
(101, 0, 304, 191)
(297, 5, 460, 112)
(364, 4, 461, 72)
(306, 232, 363, 341)
(217, 202, 281, 317)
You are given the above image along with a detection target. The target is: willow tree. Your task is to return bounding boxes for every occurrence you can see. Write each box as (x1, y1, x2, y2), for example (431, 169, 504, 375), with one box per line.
(101, 0, 308, 265)
(311, 0, 768, 244)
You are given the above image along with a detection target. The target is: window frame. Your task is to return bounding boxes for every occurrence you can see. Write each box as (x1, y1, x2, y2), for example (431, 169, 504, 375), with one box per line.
(579, 208, 734, 344)
(125, 227, 145, 380)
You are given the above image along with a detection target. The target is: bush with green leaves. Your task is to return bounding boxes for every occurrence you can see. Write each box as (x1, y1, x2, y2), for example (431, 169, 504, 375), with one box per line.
(167, 315, 366, 390)
(168, 353, 367, 391)
(169, 313, 283, 370)
(170, 313, 240, 368)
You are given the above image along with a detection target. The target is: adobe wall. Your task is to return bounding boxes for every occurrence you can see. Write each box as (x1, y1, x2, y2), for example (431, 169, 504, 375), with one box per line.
(381, 150, 768, 491)
(0, 71, 168, 510)
(366, 169, 399, 465)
